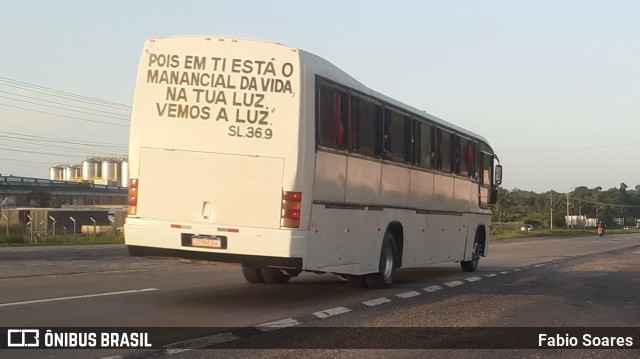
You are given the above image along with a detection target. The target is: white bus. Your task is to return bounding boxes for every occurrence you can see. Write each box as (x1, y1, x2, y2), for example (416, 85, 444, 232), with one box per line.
(125, 36, 502, 288)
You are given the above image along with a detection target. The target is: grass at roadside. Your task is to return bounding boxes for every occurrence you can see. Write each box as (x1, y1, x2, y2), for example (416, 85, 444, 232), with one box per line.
(491, 228, 640, 240)
(0, 232, 124, 246)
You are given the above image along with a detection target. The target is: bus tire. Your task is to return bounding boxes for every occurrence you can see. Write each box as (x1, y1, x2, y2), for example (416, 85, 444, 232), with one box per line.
(461, 233, 482, 272)
(241, 265, 264, 283)
(260, 268, 291, 284)
(366, 232, 397, 289)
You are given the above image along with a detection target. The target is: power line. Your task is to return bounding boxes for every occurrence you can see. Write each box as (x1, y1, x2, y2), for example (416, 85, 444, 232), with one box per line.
(0, 145, 89, 159)
(0, 95, 130, 122)
(0, 131, 127, 150)
(0, 89, 130, 118)
(0, 157, 52, 165)
(0, 76, 131, 110)
(0, 103, 129, 127)
(0, 138, 126, 157)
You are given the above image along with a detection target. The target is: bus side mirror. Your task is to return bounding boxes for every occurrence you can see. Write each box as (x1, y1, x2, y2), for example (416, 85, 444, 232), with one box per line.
(495, 164, 503, 186)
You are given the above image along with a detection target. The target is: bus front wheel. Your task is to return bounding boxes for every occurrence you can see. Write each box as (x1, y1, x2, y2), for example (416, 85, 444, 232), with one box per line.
(461, 233, 482, 272)
(366, 232, 397, 289)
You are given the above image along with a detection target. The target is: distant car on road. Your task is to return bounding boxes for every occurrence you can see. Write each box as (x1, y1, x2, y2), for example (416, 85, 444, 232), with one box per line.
(521, 224, 534, 232)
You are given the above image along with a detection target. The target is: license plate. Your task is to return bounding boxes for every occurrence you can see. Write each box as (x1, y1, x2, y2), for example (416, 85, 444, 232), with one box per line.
(191, 236, 223, 249)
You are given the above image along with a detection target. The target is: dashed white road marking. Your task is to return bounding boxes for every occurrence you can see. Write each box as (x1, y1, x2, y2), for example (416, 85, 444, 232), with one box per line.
(0, 288, 159, 308)
(362, 297, 392, 306)
(255, 318, 301, 331)
(395, 291, 422, 299)
(444, 280, 464, 288)
(423, 285, 443, 292)
(313, 306, 352, 319)
(97, 261, 564, 358)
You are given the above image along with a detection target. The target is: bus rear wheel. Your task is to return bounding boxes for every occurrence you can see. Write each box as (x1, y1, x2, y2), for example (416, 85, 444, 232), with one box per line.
(366, 232, 397, 289)
(260, 268, 291, 284)
(241, 265, 264, 283)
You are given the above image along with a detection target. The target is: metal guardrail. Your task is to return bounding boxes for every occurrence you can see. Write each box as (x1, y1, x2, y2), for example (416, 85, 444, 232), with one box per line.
(491, 222, 524, 231)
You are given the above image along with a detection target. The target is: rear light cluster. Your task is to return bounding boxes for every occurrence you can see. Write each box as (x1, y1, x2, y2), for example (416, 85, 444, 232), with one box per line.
(128, 179, 139, 215)
(281, 191, 302, 228)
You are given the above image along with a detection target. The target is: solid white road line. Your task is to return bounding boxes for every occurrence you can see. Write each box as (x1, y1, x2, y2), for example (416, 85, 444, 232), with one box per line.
(0, 288, 159, 307)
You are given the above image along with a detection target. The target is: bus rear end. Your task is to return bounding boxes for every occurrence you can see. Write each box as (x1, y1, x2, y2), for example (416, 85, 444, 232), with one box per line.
(125, 36, 307, 281)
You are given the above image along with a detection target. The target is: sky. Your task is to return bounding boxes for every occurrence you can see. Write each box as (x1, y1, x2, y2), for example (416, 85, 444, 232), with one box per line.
(1, 0, 639, 193)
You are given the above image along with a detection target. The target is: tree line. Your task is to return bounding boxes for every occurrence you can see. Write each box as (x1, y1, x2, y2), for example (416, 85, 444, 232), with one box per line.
(494, 183, 640, 228)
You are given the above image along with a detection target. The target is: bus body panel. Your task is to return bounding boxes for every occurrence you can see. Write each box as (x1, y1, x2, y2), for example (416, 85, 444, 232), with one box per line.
(136, 148, 284, 228)
(312, 151, 347, 202)
(380, 164, 411, 207)
(345, 157, 382, 204)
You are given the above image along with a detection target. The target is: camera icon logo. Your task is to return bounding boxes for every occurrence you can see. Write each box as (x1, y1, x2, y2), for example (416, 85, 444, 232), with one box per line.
(7, 329, 40, 347)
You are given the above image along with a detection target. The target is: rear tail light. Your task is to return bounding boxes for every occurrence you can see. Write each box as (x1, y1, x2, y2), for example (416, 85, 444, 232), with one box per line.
(128, 178, 139, 215)
(281, 191, 302, 228)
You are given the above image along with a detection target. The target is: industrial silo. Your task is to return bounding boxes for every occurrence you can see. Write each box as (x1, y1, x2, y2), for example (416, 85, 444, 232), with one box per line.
(82, 158, 101, 181)
(49, 165, 65, 180)
(101, 158, 120, 181)
(64, 165, 82, 182)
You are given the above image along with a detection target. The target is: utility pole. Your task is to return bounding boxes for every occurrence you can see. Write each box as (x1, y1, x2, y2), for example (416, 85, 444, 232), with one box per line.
(550, 192, 553, 230)
(566, 191, 571, 229)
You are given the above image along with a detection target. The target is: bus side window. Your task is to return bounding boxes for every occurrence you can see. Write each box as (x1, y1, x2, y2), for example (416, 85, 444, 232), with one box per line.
(458, 137, 474, 177)
(454, 136, 461, 174)
(317, 83, 348, 150)
(383, 109, 392, 154)
(383, 109, 408, 162)
(404, 116, 413, 163)
(432, 128, 440, 169)
(349, 95, 378, 157)
(482, 152, 493, 186)
(414, 121, 432, 168)
(374, 105, 384, 157)
(439, 129, 453, 173)
(467, 141, 477, 178)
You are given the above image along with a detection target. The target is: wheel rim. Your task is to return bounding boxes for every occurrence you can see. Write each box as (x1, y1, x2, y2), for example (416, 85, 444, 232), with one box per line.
(473, 241, 482, 262)
(382, 242, 394, 281)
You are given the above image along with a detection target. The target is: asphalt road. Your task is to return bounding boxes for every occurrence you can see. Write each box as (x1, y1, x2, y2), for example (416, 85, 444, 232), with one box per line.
(1, 233, 639, 359)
